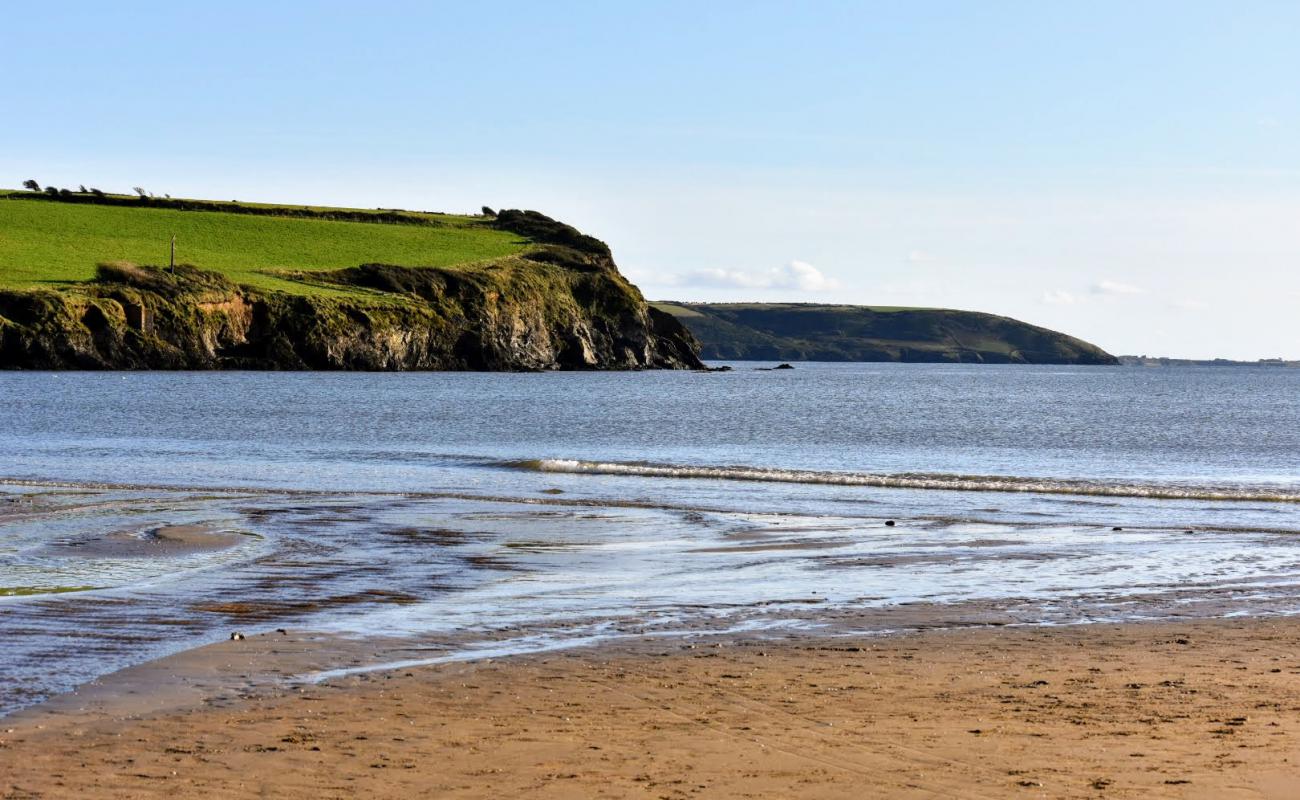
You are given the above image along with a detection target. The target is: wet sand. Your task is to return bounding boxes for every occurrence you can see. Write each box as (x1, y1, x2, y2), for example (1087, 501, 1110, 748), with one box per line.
(4, 618, 1300, 798)
(42, 523, 248, 558)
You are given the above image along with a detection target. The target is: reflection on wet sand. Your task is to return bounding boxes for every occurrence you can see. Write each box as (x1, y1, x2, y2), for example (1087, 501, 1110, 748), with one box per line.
(4, 479, 1300, 717)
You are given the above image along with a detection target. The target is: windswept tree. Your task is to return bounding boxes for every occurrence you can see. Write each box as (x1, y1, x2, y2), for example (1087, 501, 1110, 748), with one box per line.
(133, 186, 148, 198)
(22, 179, 40, 191)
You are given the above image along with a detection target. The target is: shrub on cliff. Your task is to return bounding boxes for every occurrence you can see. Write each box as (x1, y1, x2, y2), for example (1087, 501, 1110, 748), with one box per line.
(522, 245, 607, 272)
(492, 209, 611, 259)
(96, 261, 175, 293)
(95, 261, 235, 297)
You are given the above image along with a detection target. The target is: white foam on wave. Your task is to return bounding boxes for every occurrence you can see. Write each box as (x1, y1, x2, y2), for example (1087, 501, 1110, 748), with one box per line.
(519, 459, 1300, 504)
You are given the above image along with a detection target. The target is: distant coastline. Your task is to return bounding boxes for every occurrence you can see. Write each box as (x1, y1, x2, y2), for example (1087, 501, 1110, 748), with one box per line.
(1119, 356, 1300, 367)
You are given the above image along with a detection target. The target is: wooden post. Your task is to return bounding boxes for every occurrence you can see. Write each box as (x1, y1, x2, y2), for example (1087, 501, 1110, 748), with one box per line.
(170, 235, 176, 273)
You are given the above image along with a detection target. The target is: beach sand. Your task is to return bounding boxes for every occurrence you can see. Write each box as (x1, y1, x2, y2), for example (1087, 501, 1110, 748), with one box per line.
(4, 618, 1300, 799)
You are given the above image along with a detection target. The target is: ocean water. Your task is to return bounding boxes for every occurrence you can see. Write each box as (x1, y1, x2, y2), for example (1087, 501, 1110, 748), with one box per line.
(2, 363, 1299, 713)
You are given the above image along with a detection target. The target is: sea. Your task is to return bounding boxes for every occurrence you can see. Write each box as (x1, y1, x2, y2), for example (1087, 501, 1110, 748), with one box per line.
(2, 363, 1299, 714)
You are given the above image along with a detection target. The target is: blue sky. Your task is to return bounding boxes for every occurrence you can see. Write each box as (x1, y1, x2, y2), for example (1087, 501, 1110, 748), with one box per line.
(6, 1, 1299, 358)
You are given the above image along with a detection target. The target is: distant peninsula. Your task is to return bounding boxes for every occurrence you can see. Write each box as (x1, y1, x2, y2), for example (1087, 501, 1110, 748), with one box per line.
(0, 188, 701, 370)
(653, 302, 1117, 365)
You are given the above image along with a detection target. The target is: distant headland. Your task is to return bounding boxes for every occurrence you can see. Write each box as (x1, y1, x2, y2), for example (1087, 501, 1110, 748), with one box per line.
(653, 302, 1117, 365)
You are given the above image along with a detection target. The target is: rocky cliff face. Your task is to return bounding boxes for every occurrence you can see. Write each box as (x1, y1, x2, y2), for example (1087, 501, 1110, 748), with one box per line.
(0, 212, 704, 371)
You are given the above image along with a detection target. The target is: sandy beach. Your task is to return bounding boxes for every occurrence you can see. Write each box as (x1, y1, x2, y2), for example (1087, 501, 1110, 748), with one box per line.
(4, 617, 1300, 799)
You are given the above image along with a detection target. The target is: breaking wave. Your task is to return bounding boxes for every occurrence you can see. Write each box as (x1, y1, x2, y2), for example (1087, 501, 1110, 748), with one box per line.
(512, 459, 1300, 504)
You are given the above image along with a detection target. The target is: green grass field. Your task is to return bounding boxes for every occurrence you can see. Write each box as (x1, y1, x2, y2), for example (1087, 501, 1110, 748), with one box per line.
(0, 193, 529, 295)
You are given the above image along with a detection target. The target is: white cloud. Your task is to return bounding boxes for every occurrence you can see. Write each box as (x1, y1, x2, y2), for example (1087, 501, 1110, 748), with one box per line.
(785, 260, 839, 291)
(1041, 289, 1082, 305)
(676, 260, 840, 292)
(1092, 280, 1145, 296)
(1170, 298, 1209, 311)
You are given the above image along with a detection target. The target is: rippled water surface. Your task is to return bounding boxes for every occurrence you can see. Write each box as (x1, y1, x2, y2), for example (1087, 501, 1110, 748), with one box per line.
(2, 364, 1298, 713)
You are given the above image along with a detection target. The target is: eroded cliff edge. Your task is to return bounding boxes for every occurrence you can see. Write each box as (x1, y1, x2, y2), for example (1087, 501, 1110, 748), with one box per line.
(0, 210, 703, 370)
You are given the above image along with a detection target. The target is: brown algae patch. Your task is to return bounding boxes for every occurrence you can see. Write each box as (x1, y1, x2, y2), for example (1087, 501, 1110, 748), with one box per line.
(0, 585, 101, 597)
(190, 589, 421, 621)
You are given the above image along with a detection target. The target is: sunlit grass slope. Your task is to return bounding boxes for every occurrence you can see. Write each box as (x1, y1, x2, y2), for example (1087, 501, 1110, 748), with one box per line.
(0, 193, 527, 296)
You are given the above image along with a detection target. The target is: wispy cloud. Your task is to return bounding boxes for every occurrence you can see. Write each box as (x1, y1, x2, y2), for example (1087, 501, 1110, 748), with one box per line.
(675, 260, 840, 292)
(1170, 298, 1209, 311)
(1041, 289, 1082, 305)
(1092, 280, 1144, 296)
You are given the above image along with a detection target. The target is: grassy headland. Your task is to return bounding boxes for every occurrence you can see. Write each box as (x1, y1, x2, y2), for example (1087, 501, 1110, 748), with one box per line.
(0, 191, 702, 370)
(655, 301, 1117, 365)
(0, 191, 526, 296)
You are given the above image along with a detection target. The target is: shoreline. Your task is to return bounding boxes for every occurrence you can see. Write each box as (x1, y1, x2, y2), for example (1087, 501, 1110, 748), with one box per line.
(5, 617, 1300, 798)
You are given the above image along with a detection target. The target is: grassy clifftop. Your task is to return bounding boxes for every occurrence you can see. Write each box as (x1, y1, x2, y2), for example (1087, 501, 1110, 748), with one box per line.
(0, 191, 702, 370)
(0, 191, 526, 296)
(653, 302, 1117, 365)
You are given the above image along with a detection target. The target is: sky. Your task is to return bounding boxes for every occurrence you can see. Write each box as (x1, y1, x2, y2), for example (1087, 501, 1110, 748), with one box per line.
(5, 1, 1299, 359)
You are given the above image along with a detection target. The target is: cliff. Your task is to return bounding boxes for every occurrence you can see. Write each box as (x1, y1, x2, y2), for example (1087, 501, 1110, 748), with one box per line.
(653, 302, 1117, 365)
(0, 204, 702, 371)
